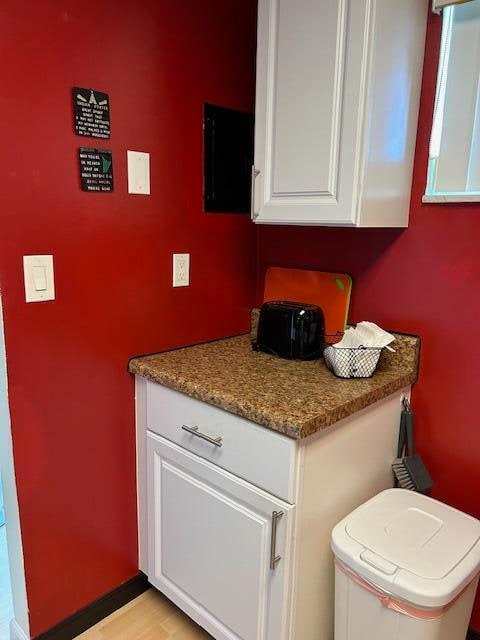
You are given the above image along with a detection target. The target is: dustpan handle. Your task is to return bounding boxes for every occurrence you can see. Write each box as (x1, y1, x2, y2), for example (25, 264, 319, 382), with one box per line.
(405, 408, 414, 456)
(397, 411, 407, 458)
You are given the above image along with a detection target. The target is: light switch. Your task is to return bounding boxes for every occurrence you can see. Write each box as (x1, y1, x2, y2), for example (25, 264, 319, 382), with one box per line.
(127, 150, 150, 195)
(23, 255, 55, 303)
(32, 266, 47, 291)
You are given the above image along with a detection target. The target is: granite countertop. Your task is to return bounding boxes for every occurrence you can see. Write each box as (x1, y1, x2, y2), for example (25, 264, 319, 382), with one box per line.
(129, 327, 420, 440)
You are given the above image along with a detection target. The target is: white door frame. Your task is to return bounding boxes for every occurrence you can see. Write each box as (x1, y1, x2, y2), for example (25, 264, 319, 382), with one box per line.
(0, 296, 30, 640)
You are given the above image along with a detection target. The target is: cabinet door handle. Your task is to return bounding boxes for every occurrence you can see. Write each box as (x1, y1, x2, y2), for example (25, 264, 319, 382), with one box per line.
(181, 424, 223, 447)
(270, 510, 284, 570)
(251, 166, 260, 220)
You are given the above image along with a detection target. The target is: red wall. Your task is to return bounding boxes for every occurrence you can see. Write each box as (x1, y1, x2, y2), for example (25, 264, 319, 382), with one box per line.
(0, 1, 257, 635)
(4, 2, 480, 636)
(258, 10, 480, 630)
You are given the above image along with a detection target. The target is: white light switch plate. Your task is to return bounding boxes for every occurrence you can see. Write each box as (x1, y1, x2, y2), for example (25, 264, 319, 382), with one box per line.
(23, 255, 55, 302)
(127, 150, 150, 195)
(173, 254, 190, 287)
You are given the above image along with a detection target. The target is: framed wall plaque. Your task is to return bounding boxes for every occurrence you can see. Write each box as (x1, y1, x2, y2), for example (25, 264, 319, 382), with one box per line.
(79, 148, 114, 192)
(73, 87, 111, 139)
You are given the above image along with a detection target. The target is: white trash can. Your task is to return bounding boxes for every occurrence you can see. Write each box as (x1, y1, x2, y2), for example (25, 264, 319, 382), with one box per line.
(331, 489, 480, 640)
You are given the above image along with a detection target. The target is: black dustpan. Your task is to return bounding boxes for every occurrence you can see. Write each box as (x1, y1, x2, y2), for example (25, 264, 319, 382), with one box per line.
(392, 397, 433, 493)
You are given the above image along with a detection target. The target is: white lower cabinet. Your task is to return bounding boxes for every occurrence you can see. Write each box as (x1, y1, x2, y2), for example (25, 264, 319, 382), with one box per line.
(136, 379, 409, 639)
(147, 431, 294, 640)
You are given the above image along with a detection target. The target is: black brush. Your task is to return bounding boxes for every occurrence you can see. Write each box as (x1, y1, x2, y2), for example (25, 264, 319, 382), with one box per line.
(392, 398, 433, 493)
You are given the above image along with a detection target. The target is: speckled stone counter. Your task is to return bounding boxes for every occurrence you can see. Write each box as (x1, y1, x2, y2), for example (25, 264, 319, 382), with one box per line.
(129, 328, 420, 440)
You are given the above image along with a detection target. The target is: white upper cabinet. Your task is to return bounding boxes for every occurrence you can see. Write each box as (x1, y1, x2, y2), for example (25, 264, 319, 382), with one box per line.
(252, 0, 427, 227)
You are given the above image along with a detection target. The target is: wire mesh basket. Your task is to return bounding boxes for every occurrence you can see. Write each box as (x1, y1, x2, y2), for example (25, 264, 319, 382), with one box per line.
(323, 333, 383, 379)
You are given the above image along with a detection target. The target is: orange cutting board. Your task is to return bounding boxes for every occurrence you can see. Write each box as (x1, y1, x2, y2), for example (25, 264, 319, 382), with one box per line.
(263, 267, 352, 337)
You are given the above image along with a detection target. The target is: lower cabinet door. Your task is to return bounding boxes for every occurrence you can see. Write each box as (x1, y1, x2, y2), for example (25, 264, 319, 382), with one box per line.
(147, 431, 295, 640)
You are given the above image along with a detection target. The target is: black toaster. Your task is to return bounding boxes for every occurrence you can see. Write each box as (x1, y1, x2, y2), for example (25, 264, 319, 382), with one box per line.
(252, 300, 325, 360)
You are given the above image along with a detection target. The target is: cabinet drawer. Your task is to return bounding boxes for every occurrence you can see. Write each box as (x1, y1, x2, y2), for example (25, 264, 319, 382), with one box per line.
(145, 381, 297, 503)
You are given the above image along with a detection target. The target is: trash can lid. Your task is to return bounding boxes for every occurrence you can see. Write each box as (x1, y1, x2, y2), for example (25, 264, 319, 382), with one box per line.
(331, 489, 480, 608)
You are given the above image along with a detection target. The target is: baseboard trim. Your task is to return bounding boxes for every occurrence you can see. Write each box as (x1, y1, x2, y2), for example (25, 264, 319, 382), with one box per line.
(33, 572, 149, 640)
(468, 630, 480, 640)
(10, 619, 30, 640)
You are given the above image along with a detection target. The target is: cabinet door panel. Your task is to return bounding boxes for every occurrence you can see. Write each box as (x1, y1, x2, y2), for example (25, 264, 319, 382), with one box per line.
(147, 432, 294, 640)
(254, 0, 369, 225)
(273, 0, 345, 196)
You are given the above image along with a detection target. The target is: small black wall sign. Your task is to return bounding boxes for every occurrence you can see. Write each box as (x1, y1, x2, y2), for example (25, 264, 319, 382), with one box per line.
(73, 87, 111, 139)
(79, 148, 114, 192)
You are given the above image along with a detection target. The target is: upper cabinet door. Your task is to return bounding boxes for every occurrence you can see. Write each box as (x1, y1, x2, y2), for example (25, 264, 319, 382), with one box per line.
(254, 0, 367, 226)
(253, 0, 427, 227)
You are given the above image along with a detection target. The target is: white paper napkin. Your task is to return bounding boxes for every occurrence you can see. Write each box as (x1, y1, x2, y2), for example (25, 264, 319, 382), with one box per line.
(333, 321, 396, 351)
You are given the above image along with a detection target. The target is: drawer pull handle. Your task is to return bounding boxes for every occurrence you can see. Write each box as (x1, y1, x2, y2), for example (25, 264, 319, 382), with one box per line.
(270, 510, 284, 570)
(181, 424, 223, 448)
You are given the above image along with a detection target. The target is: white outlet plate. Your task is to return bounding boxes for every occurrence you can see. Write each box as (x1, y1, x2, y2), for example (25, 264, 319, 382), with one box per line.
(173, 253, 190, 287)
